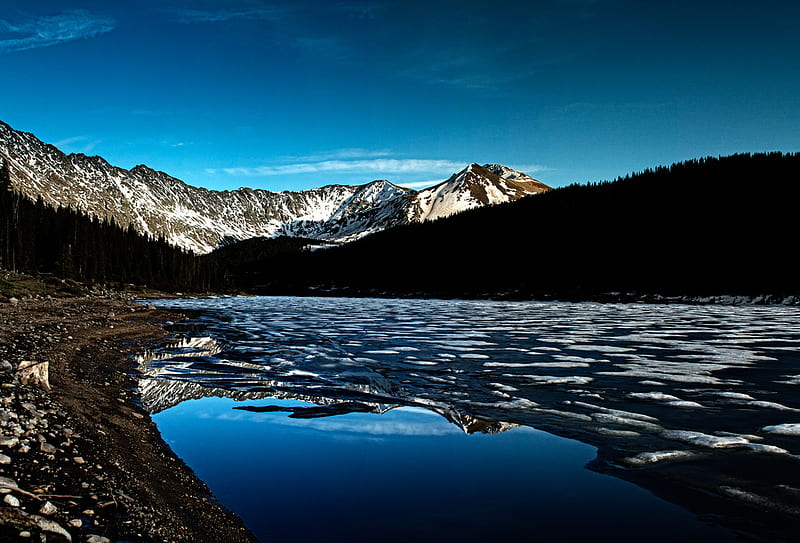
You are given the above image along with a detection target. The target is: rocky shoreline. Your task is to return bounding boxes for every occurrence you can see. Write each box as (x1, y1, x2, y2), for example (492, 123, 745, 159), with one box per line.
(0, 294, 257, 542)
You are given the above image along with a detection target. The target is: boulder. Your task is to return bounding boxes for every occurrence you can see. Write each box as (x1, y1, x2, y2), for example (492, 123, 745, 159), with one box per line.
(0, 506, 72, 541)
(39, 501, 57, 515)
(0, 436, 19, 448)
(16, 360, 51, 392)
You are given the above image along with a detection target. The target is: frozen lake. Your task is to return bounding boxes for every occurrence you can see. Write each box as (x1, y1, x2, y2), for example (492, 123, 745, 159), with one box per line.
(138, 297, 800, 542)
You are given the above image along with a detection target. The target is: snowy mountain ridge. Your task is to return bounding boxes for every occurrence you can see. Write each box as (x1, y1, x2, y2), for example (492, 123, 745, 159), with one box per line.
(0, 120, 550, 253)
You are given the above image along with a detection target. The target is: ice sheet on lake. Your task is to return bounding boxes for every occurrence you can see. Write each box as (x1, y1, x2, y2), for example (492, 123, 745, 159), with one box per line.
(138, 296, 800, 517)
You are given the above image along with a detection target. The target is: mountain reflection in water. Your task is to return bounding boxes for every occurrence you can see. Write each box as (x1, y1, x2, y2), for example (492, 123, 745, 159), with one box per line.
(137, 296, 800, 542)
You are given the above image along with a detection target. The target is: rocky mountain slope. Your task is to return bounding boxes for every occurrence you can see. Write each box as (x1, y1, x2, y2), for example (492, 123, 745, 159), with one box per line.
(0, 120, 550, 254)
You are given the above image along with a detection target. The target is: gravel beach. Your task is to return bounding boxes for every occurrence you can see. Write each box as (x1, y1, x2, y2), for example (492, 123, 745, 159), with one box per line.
(0, 293, 257, 542)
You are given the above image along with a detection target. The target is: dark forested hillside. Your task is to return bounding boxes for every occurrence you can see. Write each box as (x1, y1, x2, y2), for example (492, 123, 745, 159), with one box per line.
(2, 153, 798, 299)
(0, 162, 220, 292)
(223, 153, 800, 299)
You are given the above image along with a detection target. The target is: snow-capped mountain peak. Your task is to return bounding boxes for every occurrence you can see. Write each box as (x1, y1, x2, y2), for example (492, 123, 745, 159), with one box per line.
(0, 120, 550, 253)
(408, 163, 550, 222)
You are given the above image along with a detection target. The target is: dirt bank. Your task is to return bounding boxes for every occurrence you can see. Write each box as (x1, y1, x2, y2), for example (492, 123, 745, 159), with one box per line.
(0, 295, 257, 542)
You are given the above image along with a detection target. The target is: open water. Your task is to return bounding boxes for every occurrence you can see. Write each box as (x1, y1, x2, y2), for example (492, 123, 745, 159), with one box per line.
(137, 296, 800, 542)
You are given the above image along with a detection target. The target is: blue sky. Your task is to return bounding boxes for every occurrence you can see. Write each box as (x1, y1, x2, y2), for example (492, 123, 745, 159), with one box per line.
(1, 0, 798, 191)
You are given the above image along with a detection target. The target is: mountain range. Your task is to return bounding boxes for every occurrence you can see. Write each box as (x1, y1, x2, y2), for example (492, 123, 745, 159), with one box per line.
(0, 120, 550, 254)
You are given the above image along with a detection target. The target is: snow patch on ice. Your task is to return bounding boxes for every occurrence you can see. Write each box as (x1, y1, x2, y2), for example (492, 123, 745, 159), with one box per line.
(627, 392, 681, 401)
(489, 383, 519, 392)
(483, 361, 589, 368)
(719, 486, 800, 514)
(592, 413, 663, 430)
(593, 427, 640, 438)
(530, 408, 594, 422)
(622, 450, 698, 466)
(666, 401, 706, 408)
(743, 443, 790, 455)
(286, 370, 320, 378)
(762, 423, 800, 436)
(569, 344, 635, 353)
(660, 430, 750, 448)
(743, 401, 799, 411)
(709, 391, 756, 400)
(523, 375, 594, 385)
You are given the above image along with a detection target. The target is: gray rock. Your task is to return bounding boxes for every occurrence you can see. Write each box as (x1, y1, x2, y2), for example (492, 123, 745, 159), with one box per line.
(86, 535, 111, 543)
(8, 297, 18, 306)
(0, 475, 18, 488)
(39, 501, 57, 515)
(0, 495, 71, 542)
(39, 442, 57, 454)
(0, 453, 10, 464)
(3, 494, 20, 507)
(0, 436, 19, 448)
(16, 360, 51, 392)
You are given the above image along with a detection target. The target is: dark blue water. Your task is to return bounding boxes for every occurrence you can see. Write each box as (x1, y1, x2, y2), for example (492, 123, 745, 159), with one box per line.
(155, 398, 733, 543)
(140, 296, 800, 542)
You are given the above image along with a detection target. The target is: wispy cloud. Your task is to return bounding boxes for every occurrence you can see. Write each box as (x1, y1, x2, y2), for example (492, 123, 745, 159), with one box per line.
(0, 10, 115, 53)
(548, 102, 668, 123)
(165, 5, 357, 63)
(507, 163, 551, 176)
(292, 35, 355, 62)
(331, 2, 385, 20)
(129, 108, 169, 118)
(397, 179, 447, 189)
(278, 148, 391, 162)
(167, 7, 283, 24)
(556, 0, 604, 15)
(53, 135, 102, 155)
(405, 46, 575, 90)
(214, 405, 460, 437)
(207, 158, 466, 177)
(556, 0, 603, 6)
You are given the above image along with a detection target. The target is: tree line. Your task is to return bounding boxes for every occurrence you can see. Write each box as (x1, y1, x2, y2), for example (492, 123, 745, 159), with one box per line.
(0, 162, 221, 292)
(223, 152, 800, 299)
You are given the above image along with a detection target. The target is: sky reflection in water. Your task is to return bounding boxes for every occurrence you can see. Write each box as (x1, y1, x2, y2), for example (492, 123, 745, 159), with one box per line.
(155, 397, 735, 543)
